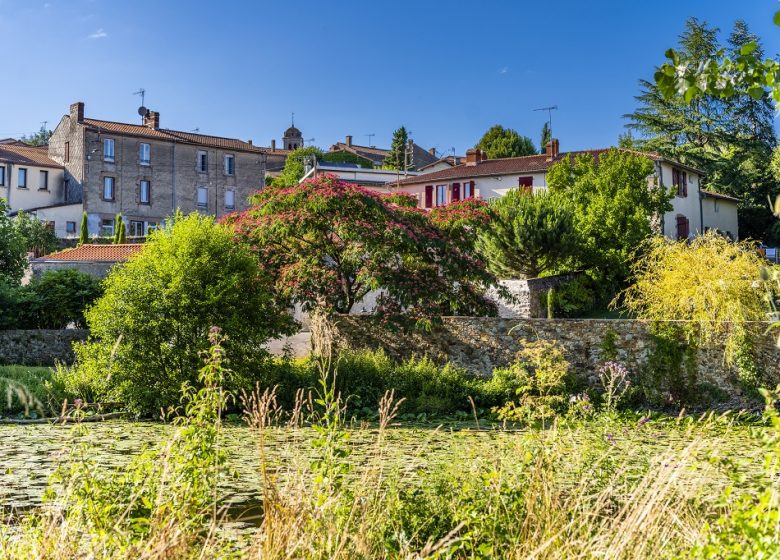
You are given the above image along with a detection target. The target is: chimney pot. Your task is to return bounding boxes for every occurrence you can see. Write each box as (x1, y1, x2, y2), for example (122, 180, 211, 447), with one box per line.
(70, 101, 84, 124)
(346, 135, 353, 147)
(545, 138, 560, 160)
(465, 148, 479, 166)
(143, 110, 160, 129)
(271, 139, 276, 151)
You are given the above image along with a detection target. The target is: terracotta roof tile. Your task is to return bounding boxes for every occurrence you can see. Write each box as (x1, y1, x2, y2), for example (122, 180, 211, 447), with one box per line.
(0, 144, 62, 169)
(38, 244, 143, 262)
(701, 189, 739, 202)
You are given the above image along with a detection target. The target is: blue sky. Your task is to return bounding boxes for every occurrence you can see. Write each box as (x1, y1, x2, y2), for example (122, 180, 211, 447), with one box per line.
(0, 0, 778, 156)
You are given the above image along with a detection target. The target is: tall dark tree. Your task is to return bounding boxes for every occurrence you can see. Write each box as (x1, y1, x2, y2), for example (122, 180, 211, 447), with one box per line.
(540, 122, 552, 153)
(626, 18, 779, 241)
(384, 126, 409, 170)
(21, 125, 53, 147)
(476, 125, 536, 158)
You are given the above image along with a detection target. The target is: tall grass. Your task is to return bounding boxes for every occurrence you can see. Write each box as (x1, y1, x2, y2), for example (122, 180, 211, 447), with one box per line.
(0, 322, 777, 558)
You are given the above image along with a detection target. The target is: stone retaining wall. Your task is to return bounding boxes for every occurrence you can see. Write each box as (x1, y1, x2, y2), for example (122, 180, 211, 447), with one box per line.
(487, 274, 578, 318)
(331, 317, 780, 397)
(0, 330, 89, 366)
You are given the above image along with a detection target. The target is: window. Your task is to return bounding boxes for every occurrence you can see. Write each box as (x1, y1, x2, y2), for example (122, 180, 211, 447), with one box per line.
(100, 218, 114, 237)
(103, 138, 115, 162)
(424, 185, 433, 208)
(672, 167, 687, 197)
(39, 170, 48, 190)
(197, 186, 208, 208)
(129, 220, 144, 237)
(197, 151, 208, 173)
(225, 189, 235, 210)
(146, 222, 157, 235)
(714, 199, 720, 213)
(0, 166, 5, 186)
(676, 215, 690, 240)
(463, 180, 474, 199)
(103, 176, 115, 200)
(18, 168, 27, 188)
(436, 185, 447, 206)
(451, 182, 461, 202)
(65, 142, 70, 163)
(224, 154, 235, 175)
(139, 180, 151, 204)
(66, 221, 77, 234)
(518, 176, 533, 193)
(140, 143, 150, 165)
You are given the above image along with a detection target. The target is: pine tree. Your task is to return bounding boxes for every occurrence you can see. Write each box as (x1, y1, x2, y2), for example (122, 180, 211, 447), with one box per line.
(384, 126, 409, 170)
(78, 212, 89, 246)
(540, 122, 551, 152)
(113, 214, 123, 244)
(117, 221, 127, 244)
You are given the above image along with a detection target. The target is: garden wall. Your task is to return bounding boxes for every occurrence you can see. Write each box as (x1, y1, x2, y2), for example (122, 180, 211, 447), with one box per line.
(487, 274, 578, 318)
(330, 317, 780, 397)
(0, 330, 89, 366)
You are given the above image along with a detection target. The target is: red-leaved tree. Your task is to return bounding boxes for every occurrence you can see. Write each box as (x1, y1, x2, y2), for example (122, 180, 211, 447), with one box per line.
(224, 174, 499, 329)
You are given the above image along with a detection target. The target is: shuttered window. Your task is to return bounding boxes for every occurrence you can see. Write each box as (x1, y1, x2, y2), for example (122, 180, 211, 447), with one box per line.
(424, 185, 433, 208)
(676, 215, 690, 240)
(452, 182, 460, 202)
(518, 176, 533, 193)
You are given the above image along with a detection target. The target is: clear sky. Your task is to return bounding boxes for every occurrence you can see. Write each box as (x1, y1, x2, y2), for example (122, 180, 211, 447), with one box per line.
(0, 0, 778, 156)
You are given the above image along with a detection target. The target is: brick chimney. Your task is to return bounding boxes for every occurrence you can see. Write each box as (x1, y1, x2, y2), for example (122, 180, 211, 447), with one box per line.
(465, 148, 479, 166)
(428, 147, 436, 156)
(143, 110, 160, 129)
(70, 101, 84, 124)
(545, 138, 560, 160)
(346, 135, 353, 147)
(271, 139, 276, 151)
(480, 150, 488, 162)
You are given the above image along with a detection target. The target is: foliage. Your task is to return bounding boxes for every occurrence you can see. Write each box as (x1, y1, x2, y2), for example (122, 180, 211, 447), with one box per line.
(271, 145, 324, 188)
(475, 124, 536, 158)
(620, 232, 769, 359)
(0, 365, 60, 417)
(226, 174, 498, 329)
(75, 213, 295, 415)
(475, 189, 579, 278)
(13, 210, 57, 258)
(551, 275, 596, 317)
(321, 150, 373, 168)
(78, 211, 89, 245)
(112, 214, 126, 244)
(546, 287, 554, 319)
(490, 339, 570, 425)
(547, 149, 673, 293)
(647, 18, 779, 241)
(383, 126, 409, 170)
(0, 270, 102, 329)
(640, 322, 700, 407)
(0, 198, 27, 285)
(539, 121, 551, 153)
(598, 361, 631, 412)
(20, 124, 52, 146)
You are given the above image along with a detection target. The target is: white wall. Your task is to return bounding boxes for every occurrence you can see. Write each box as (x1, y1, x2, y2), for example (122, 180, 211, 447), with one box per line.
(656, 161, 704, 239)
(31, 203, 83, 238)
(398, 171, 547, 207)
(1, 163, 64, 212)
(702, 197, 739, 240)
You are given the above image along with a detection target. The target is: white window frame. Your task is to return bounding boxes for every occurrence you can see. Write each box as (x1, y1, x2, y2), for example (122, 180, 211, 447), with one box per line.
(140, 143, 151, 165)
(103, 138, 115, 162)
(225, 189, 235, 210)
(139, 180, 151, 204)
(18, 168, 27, 188)
(100, 218, 114, 237)
(436, 184, 447, 206)
(224, 154, 235, 176)
(129, 220, 144, 237)
(103, 176, 115, 200)
(197, 186, 208, 208)
(66, 221, 77, 234)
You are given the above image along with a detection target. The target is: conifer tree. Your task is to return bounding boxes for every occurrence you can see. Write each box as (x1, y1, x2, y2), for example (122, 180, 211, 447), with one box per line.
(540, 122, 551, 153)
(78, 211, 89, 246)
(384, 126, 409, 170)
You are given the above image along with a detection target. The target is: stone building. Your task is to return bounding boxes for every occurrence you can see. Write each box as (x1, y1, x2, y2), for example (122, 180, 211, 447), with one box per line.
(46, 101, 269, 237)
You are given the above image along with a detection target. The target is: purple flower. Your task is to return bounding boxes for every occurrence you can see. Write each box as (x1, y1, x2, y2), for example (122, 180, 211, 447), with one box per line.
(637, 416, 650, 428)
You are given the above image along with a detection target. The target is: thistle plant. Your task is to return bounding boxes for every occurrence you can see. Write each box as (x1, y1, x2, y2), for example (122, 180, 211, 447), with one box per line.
(598, 361, 631, 412)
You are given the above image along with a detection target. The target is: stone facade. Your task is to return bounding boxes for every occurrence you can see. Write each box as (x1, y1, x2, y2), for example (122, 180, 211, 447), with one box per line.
(0, 330, 88, 366)
(487, 274, 577, 318)
(330, 317, 780, 397)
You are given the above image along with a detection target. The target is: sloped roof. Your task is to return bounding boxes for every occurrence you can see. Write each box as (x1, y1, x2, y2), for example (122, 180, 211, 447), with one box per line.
(83, 118, 267, 154)
(0, 144, 62, 169)
(701, 189, 739, 202)
(329, 141, 439, 169)
(418, 155, 463, 171)
(37, 244, 143, 262)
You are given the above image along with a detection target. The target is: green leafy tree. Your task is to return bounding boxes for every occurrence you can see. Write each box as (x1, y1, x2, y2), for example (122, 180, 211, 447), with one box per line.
(226, 174, 499, 329)
(548, 150, 673, 293)
(75, 213, 296, 414)
(0, 199, 27, 285)
(540, 122, 552, 153)
(645, 18, 779, 241)
(384, 126, 409, 170)
(13, 210, 57, 257)
(476, 125, 537, 159)
(26, 270, 103, 328)
(476, 190, 579, 278)
(78, 212, 89, 245)
(20, 124, 52, 147)
(271, 146, 324, 188)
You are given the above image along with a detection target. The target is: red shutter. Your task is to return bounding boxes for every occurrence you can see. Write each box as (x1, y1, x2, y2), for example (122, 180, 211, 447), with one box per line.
(672, 169, 680, 196)
(676, 215, 689, 240)
(424, 185, 433, 208)
(452, 182, 460, 202)
(682, 171, 688, 197)
(466, 180, 475, 199)
(518, 176, 533, 194)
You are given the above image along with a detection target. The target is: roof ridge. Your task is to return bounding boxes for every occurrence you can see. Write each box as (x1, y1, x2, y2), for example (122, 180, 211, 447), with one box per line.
(85, 118, 254, 146)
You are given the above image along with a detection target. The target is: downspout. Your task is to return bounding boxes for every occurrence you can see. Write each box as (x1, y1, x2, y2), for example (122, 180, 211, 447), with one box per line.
(171, 138, 177, 213)
(5, 163, 12, 211)
(656, 161, 664, 236)
(698, 183, 705, 236)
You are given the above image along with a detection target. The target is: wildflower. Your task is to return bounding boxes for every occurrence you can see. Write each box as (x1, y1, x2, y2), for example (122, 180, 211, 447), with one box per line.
(637, 416, 650, 428)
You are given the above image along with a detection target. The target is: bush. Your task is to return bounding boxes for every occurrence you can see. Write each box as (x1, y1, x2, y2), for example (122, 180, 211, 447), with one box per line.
(0, 365, 62, 417)
(75, 213, 296, 415)
(552, 275, 596, 317)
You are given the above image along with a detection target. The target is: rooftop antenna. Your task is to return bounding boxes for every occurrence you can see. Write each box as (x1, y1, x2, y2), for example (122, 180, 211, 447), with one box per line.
(40, 120, 48, 131)
(534, 105, 558, 137)
(191, 128, 200, 133)
(366, 133, 375, 146)
(133, 88, 147, 123)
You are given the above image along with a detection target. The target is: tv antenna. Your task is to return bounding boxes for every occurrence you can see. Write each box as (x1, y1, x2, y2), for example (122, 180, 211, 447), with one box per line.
(366, 133, 375, 146)
(534, 105, 558, 136)
(134, 88, 147, 123)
